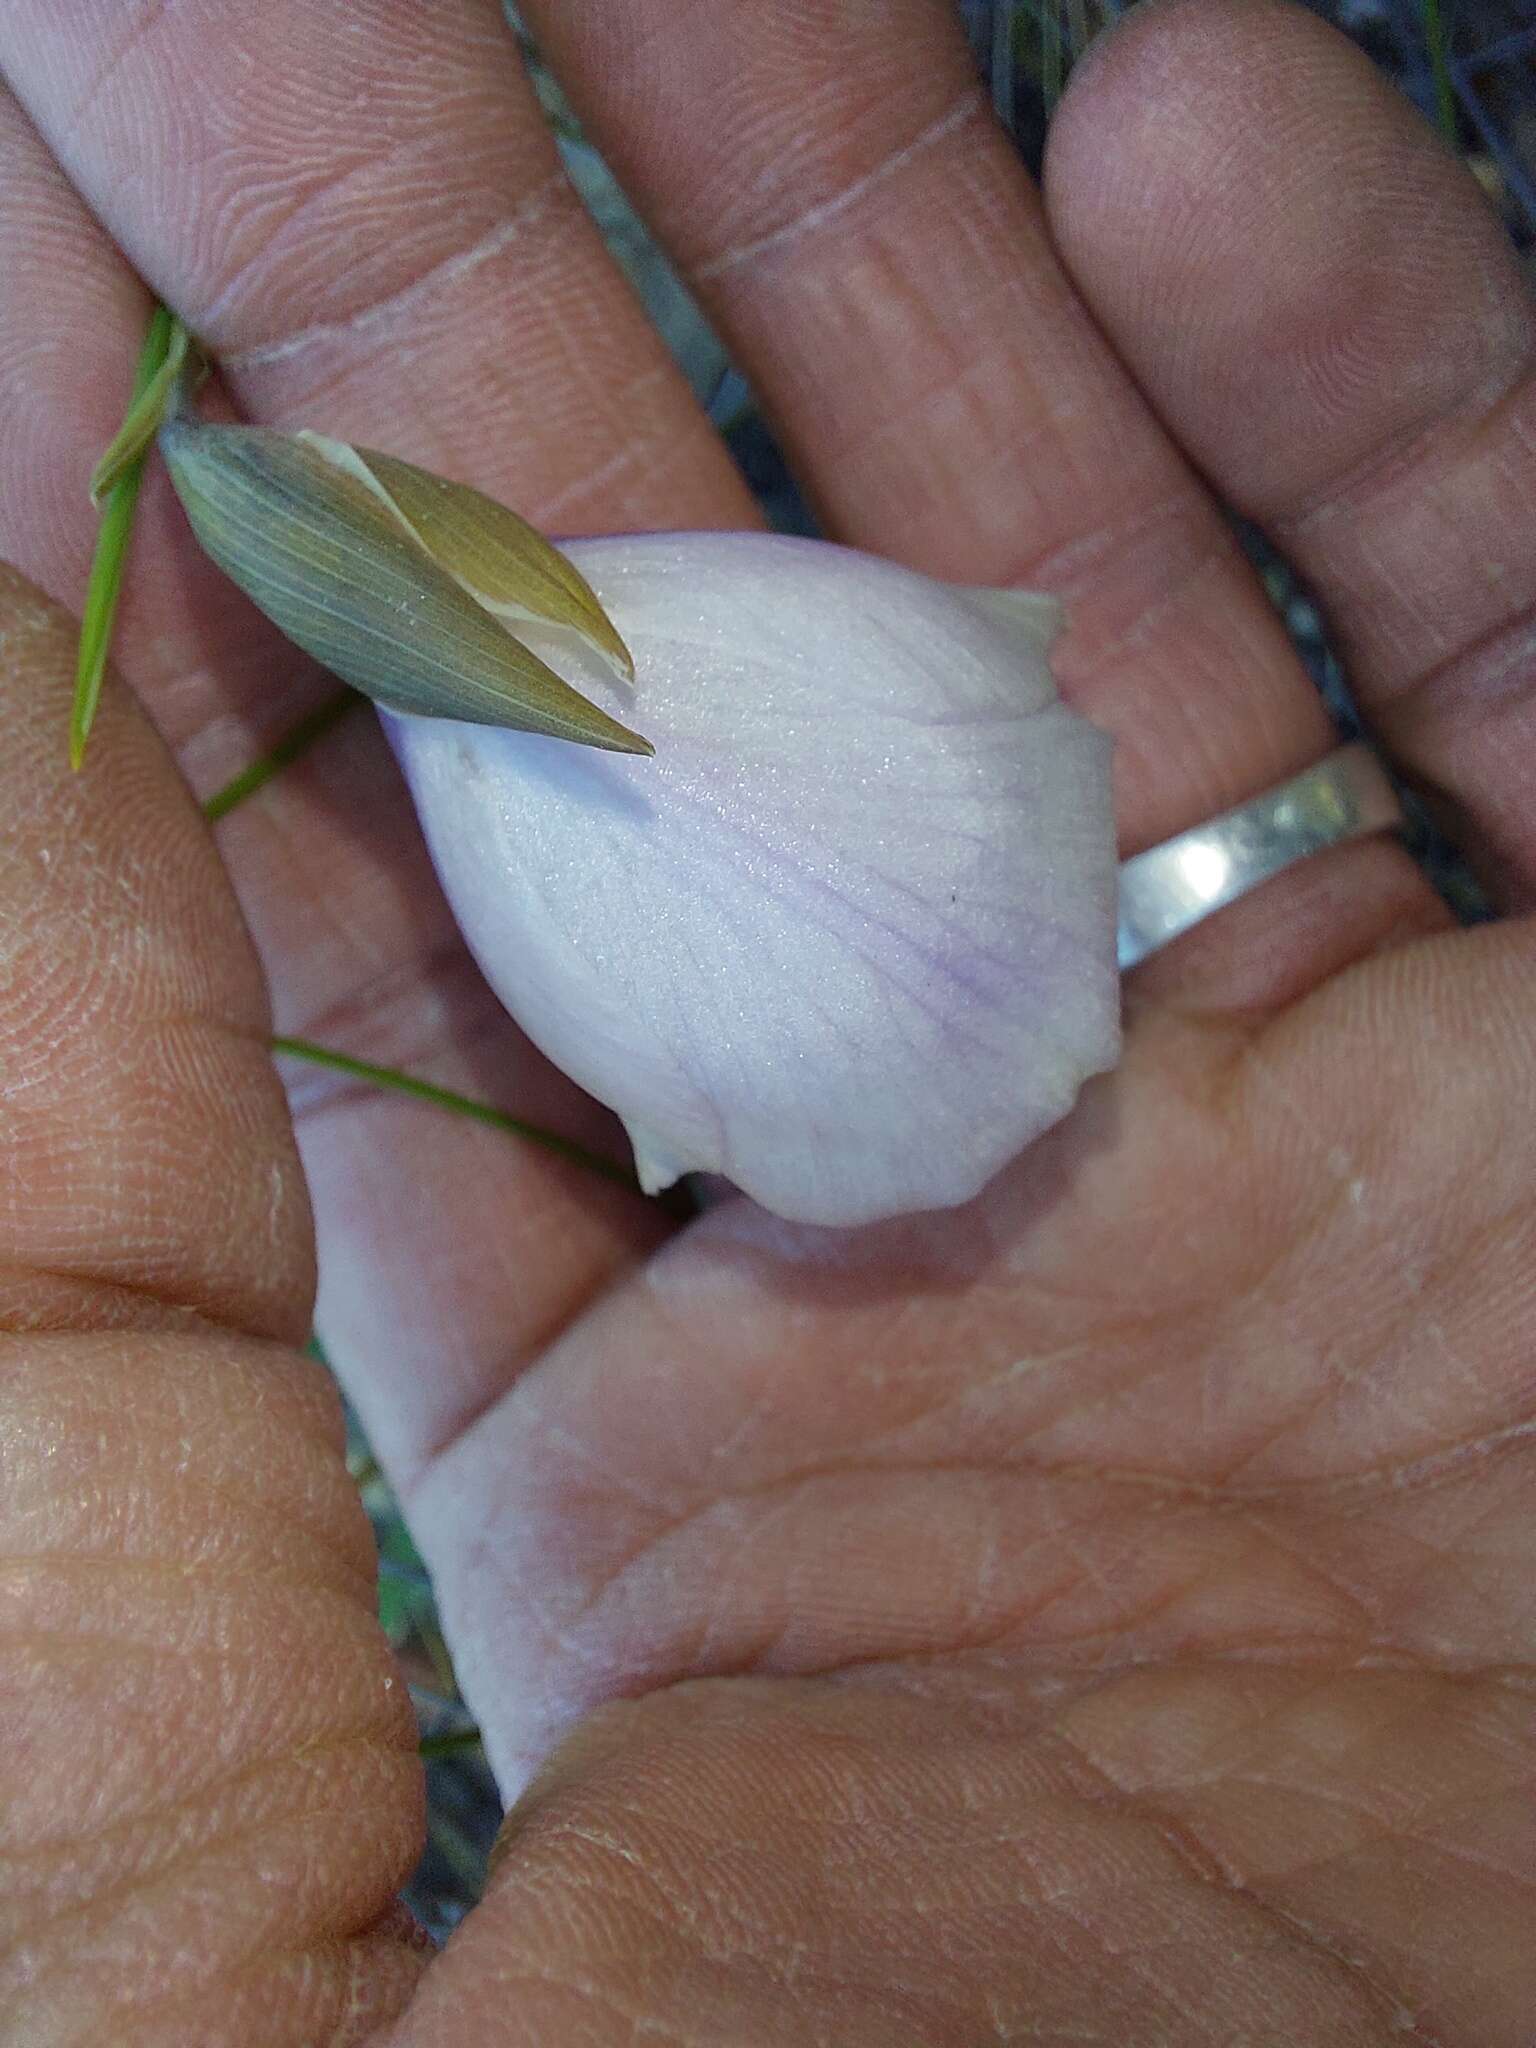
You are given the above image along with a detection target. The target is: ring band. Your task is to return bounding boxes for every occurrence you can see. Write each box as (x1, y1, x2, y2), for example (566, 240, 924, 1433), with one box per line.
(1118, 742, 1406, 972)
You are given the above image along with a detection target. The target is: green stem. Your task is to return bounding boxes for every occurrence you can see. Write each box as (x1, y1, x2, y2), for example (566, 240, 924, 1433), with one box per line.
(72, 305, 187, 771)
(270, 1034, 640, 1190)
(348, 1450, 382, 1491)
(89, 319, 192, 503)
(1422, 0, 1456, 148)
(418, 1726, 484, 1762)
(425, 1807, 490, 1891)
(1040, 3, 1064, 112)
(202, 689, 360, 821)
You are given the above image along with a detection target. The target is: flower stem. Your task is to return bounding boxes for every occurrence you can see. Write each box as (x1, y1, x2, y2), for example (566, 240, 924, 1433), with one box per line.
(1422, 0, 1456, 147)
(71, 304, 187, 771)
(202, 689, 360, 821)
(89, 317, 192, 503)
(1039, 5, 1063, 111)
(348, 1449, 382, 1490)
(418, 1726, 484, 1761)
(270, 1034, 640, 1190)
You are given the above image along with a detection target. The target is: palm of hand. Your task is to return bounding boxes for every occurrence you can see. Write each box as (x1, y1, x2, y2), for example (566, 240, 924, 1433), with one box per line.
(1, 1, 1532, 2043)
(404, 923, 1530, 2043)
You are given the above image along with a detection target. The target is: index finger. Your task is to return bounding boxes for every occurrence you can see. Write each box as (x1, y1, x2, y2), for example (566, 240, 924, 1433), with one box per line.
(0, 0, 753, 1488)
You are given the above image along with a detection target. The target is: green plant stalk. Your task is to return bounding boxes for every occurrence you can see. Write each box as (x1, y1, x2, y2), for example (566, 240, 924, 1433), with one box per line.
(348, 1449, 382, 1490)
(202, 688, 360, 820)
(270, 1034, 640, 1190)
(1422, 0, 1456, 147)
(72, 304, 186, 770)
(425, 1807, 490, 1891)
(991, 3, 1015, 123)
(89, 317, 192, 503)
(1040, 4, 1064, 110)
(418, 1726, 484, 1761)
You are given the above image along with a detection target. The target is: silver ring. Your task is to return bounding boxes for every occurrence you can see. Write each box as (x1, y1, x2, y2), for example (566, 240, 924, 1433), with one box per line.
(1118, 743, 1406, 972)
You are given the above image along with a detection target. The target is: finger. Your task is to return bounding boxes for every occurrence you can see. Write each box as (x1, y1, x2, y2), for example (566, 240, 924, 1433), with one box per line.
(0, 559, 310, 1341)
(1046, 0, 1536, 904)
(0, 565, 425, 2041)
(4, 0, 746, 529)
(523, 0, 1335, 851)
(388, 1668, 1536, 2048)
(0, 75, 665, 1484)
(0, 0, 757, 1480)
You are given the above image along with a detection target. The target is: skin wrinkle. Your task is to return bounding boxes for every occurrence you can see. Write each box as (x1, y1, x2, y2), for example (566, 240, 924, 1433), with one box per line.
(979, 1760, 1386, 2048)
(0, 1259, 211, 1331)
(1050, 1720, 1448, 2042)
(436, 1420, 1536, 1779)
(513, 1464, 1287, 1679)
(24, 1923, 416, 2048)
(160, 638, 349, 792)
(274, 935, 519, 1104)
(3, 1409, 370, 1548)
(219, 171, 573, 371)
(536, 381, 676, 524)
(2, 1723, 408, 1874)
(695, 95, 979, 281)
(512, 1839, 771, 1985)
(473, 1291, 1536, 1526)
(0, 1542, 373, 1605)
(1274, 346, 1536, 542)
(1234, 1511, 1448, 1652)
(60, 0, 176, 140)
(493, 1662, 1531, 2031)
(101, 1931, 425, 2048)
(1389, 582, 1536, 731)
(1215, 1769, 1535, 1880)
(462, 1962, 711, 2046)
(477, 1871, 958, 2048)
(0, 1600, 381, 1670)
(5, 1618, 411, 1801)
(4, 1765, 414, 1969)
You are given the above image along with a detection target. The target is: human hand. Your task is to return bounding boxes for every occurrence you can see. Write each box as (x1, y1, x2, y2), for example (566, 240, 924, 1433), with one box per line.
(2, 1, 1533, 2041)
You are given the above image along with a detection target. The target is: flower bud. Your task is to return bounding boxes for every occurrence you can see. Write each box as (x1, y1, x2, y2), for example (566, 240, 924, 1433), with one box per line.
(388, 533, 1120, 1227)
(158, 418, 650, 754)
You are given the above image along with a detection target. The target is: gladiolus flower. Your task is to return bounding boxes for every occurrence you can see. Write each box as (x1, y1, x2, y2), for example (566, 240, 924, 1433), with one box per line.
(160, 418, 1120, 1226)
(392, 534, 1119, 1225)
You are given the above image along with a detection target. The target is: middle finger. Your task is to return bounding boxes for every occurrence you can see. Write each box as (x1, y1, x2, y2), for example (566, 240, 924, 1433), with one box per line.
(525, 0, 1337, 850)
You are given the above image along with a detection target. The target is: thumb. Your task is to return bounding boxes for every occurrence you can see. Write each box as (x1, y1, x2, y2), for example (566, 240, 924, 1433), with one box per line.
(0, 565, 427, 2041)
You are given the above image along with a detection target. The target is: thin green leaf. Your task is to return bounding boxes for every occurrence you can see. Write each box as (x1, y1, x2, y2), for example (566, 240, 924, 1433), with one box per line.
(1040, 3, 1064, 111)
(1422, 0, 1457, 148)
(269, 1035, 641, 1190)
(418, 1727, 484, 1762)
(202, 688, 360, 821)
(88, 318, 192, 504)
(71, 305, 182, 771)
(425, 1807, 491, 1892)
(348, 1449, 382, 1490)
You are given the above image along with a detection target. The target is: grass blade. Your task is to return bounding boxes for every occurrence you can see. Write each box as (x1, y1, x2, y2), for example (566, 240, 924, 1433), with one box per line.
(71, 304, 185, 771)
(202, 688, 360, 821)
(1422, 0, 1457, 147)
(270, 1034, 641, 1190)
(418, 1727, 484, 1761)
(88, 317, 191, 503)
